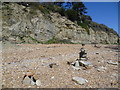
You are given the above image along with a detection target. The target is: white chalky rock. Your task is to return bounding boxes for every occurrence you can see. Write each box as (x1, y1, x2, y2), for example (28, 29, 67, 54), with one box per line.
(80, 57, 88, 60)
(71, 62, 75, 65)
(31, 80, 36, 85)
(72, 66, 81, 70)
(97, 66, 106, 72)
(79, 61, 92, 66)
(107, 61, 118, 65)
(75, 61, 80, 67)
(36, 80, 41, 86)
(23, 76, 31, 85)
(72, 77, 88, 85)
(51, 76, 55, 79)
(30, 76, 36, 85)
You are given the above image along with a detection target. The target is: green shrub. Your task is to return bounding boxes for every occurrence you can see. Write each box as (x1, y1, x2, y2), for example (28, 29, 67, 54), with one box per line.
(27, 36, 43, 43)
(44, 37, 57, 44)
(29, 4, 49, 15)
(29, 9, 37, 15)
(65, 9, 78, 22)
(17, 35, 43, 44)
(2, 5, 10, 10)
(39, 5, 49, 15)
(45, 4, 55, 12)
(77, 21, 90, 35)
(56, 7, 65, 16)
(19, 36, 25, 43)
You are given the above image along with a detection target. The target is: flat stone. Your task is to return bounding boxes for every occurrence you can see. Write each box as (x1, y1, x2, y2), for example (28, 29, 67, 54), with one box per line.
(51, 76, 55, 79)
(31, 80, 36, 85)
(31, 76, 36, 82)
(72, 77, 88, 85)
(23, 76, 31, 85)
(79, 61, 92, 67)
(107, 61, 118, 65)
(36, 80, 41, 86)
(74, 61, 80, 67)
(72, 66, 81, 70)
(97, 66, 107, 72)
(71, 61, 75, 65)
(82, 54, 87, 57)
(85, 65, 93, 69)
(80, 57, 88, 60)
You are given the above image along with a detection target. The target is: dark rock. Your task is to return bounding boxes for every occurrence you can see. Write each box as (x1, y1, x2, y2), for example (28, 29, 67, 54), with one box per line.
(96, 52, 99, 54)
(49, 63, 58, 68)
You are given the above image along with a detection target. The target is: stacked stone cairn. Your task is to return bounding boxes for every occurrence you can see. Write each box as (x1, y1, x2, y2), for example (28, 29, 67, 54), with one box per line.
(79, 47, 88, 61)
(70, 44, 93, 69)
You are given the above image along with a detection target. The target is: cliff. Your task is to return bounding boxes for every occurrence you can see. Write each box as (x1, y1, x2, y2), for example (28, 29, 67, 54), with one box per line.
(1, 3, 119, 44)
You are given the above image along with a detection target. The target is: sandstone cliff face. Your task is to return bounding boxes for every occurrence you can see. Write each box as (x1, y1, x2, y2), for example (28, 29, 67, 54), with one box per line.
(2, 3, 119, 44)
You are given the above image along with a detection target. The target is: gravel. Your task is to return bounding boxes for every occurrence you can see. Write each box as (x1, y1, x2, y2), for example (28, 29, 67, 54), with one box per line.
(2, 44, 118, 88)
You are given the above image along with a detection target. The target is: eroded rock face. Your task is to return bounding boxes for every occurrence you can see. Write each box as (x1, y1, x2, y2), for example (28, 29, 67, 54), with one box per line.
(2, 3, 119, 44)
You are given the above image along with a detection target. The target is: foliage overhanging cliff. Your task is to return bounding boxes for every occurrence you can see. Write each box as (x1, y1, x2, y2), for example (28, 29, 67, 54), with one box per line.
(1, 2, 119, 44)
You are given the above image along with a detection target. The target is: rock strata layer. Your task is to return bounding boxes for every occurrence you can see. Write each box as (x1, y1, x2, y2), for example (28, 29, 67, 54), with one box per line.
(2, 3, 119, 44)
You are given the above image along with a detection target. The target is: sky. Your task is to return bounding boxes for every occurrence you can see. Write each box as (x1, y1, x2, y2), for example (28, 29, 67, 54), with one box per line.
(83, 2, 118, 34)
